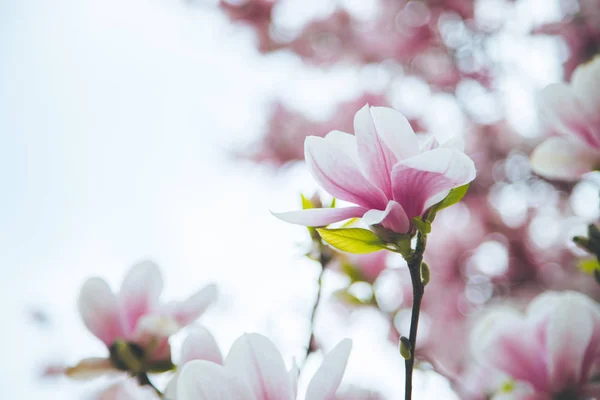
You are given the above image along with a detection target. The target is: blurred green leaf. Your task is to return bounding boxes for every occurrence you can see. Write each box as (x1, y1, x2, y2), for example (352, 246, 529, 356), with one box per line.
(330, 197, 337, 208)
(301, 194, 315, 210)
(579, 258, 600, 274)
(412, 217, 431, 235)
(317, 228, 386, 254)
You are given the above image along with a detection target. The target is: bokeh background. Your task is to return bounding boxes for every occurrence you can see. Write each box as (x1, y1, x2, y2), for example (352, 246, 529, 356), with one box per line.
(1, 0, 599, 398)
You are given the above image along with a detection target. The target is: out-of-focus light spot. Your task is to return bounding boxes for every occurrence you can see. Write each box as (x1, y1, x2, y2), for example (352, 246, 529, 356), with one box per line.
(528, 212, 562, 248)
(456, 79, 502, 124)
(465, 275, 493, 304)
(389, 76, 431, 118)
(489, 183, 529, 227)
(393, 309, 431, 345)
(436, 202, 471, 231)
(504, 152, 531, 182)
(528, 179, 559, 207)
(373, 270, 404, 312)
(471, 240, 509, 276)
(570, 180, 600, 220)
(340, 0, 381, 21)
(348, 281, 374, 302)
(359, 64, 393, 93)
(474, 0, 512, 31)
(438, 12, 468, 49)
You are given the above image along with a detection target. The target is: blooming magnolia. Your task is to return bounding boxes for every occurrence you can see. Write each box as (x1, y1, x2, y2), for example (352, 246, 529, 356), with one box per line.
(176, 333, 352, 400)
(471, 291, 600, 399)
(69, 261, 216, 377)
(274, 105, 476, 234)
(531, 56, 600, 180)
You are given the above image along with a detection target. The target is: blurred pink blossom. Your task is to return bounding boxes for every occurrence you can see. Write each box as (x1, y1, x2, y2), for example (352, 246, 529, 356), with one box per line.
(470, 291, 600, 399)
(337, 251, 389, 284)
(274, 105, 476, 234)
(176, 333, 352, 400)
(531, 56, 600, 180)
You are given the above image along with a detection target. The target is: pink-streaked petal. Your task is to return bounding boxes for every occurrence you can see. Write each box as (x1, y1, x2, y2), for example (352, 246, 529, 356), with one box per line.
(180, 326, 223, 365)
(539, 83, 600, 148)
(225, 333, 293, 400)
(391, 148, 476, 220)
(546, 295, 594, 392)
(166, 284, 218, 328)
(306, 339, 352, 400)
(571, 56, 600, 124)
(65, 357, 117, 380)
(78, 277, 124, 346)
(305, 135, 388, 209)
(369, 106, 420, 161)
(362, 201, 410, 234)
(530, 137, 600, 180)
(177, 360, 253, 400)
(272, 207, 367, 227)
(119, 261, 164, 336)
(354, 104, 397, 197)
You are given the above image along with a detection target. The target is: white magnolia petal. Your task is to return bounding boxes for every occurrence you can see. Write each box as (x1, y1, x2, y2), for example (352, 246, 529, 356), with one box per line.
(354, 104, 396, 196)
(369, 106, 420, 160)
(289, 358, 299, 397)
(362, 201, 410, 234)
(440, 136, 465, 152)
(305, 136, 388, 209)
(78, 277, 124, 346)
(530, 137, 600, 180)
(166, 284, 218, 328)
(180, 326, 223, 365)
(271, 207, 367, 227)
(305, 339, 352, 400)
(225, 333, 293, 400)
(571, 56, 600, 122)
(119, 261, 164, 335)
(177, 360, 252, 400)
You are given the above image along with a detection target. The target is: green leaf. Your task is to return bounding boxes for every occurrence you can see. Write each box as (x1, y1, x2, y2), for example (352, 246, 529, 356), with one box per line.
(340, 218, 360, 228)
(330, 197, 337, 208)
(316, 228, 387, 254)
(301, 194, 315, 210)
(426, 183, 470, 220)
(412, 217, 431, 235)
(579, 258, 600, 274)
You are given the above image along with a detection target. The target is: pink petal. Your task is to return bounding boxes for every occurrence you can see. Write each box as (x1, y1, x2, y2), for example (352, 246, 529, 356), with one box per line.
(530, 137, 600, 180)
(177, 360, 253, 400)
(78, 277, 124, 346)
(305, 135, 388, 210)
(571, 57, 600, 126)
(353, 105, 397, 197)
(119, 261, 164, 336)
(225, 333, 293, 400)
(305, 339, 352, 400)
(180, 327, 224, 365)
(271, 207, 367, 227)
(546, 294, 594, 392)
(391, 148, 476, 220)
(369, 106, 420, 161)
(539, 83, 600, 148)
(165, 284, 217, 328)
(65, 357, 117, 380)
(362, 200, 410, 234)
(132, 315, 177, 362)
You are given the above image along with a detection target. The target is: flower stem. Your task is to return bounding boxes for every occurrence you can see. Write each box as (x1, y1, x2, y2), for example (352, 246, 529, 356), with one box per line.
(137, 372, 163, 398)
(404, 232, 427, 400)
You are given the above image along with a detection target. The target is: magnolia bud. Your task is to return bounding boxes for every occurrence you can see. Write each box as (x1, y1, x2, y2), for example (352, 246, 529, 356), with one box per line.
(420, 262, 430, 286)
(399, 336, 412, 360)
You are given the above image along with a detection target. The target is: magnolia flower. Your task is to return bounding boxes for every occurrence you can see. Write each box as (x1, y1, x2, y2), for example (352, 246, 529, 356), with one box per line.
(530, 56, 600, 180)
(176, 333, 352, 400)
(471, 291, 600, 399)
(68, 261, 217, 377)
(274, 105, 476, 234)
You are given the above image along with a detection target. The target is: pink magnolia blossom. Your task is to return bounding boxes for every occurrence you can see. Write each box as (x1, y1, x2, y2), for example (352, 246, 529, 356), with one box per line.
(470, 291, 600, 399)
(530, 56, 600, 180)
(274, 105, 476, 234)
(70, 261, 216, 375)
(176, 333, 352, 400)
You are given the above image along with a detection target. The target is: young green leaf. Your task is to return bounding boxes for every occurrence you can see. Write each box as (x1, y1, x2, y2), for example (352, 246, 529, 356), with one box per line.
(301, 194, 315, 210)
(579, 258, 600, 274)
(316, 228, 386, 254)
(412, 217, 431, 235)
(426, 183, 470, 220)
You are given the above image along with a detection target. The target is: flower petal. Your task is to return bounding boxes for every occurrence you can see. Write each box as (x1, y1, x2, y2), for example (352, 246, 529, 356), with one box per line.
(546, 294, 594, 392)
(65, 357, 117, 380)
(119, 261, 164, 336)
(354, 105, 397, 196)
(571, 56, 600, 124)
(530, 137, 600, 180)
(78, 277, 124, 346)
(369, 106, 420, 161)
(180, 326, 223, 365)
(539, 83, 600, 148)
(225, 333, 293, 400)
(165, 284, 218, 328)
(271, 207, 367, 227)
(177, 360, 252, 400)
(391, 148, 476, 220)
(305, 339, 352, 400)
(305, 135, 388, 209)
(289, 359, 299, 397)
(362, 200, 410, 234)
